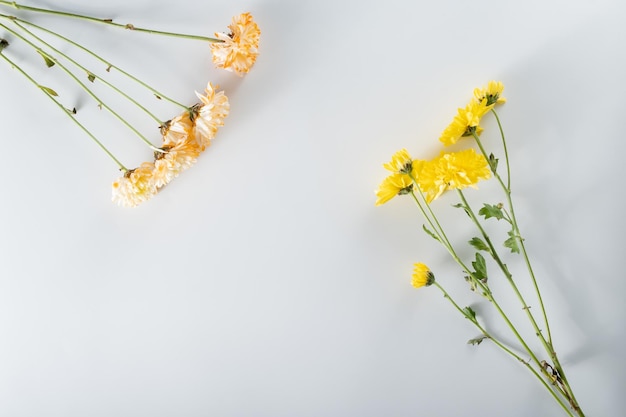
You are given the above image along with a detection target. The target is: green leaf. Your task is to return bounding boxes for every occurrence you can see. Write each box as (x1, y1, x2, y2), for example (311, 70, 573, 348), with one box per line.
(422, 225, 440, 242)
(469, 237, 489, 252)
(39, 85, 58, 96)
(36, 50, 55, 68)
(87, 72, 96, 82)
(478, 203, 505, 221)
(467, 335, 488, 346)
(471, 252, 487, 281)
(452, 202, 470, 217)
(504, 230, 521, 254)
(489, 153, 499, 172)
(462, 306, 477, 322)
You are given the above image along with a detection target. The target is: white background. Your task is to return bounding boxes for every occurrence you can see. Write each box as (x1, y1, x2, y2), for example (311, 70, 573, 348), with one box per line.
(0, 0, 624, 416)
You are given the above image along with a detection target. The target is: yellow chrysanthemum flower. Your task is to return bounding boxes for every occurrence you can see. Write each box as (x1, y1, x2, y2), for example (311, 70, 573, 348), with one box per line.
(418, 149, 492, 203)
(375, 173, 413, 206)
(111, 162, 157, 207)
(412, 263, 435, 288)
(192, 82, 230, 150)
(210, 12, 261, 76)
(382, 148, 425, 177)
(474, 81, 506, 106)
(439, 99, 492, 146)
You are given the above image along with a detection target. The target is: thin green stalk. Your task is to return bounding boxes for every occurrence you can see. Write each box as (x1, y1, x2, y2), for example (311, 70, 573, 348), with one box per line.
(0, 1, 222, 42)
(471, 131, 583, 414)
(408, 177, 577, 411)
(432, 281, 575, 417)
(408, 173, 456, 251)
(5, 16, 164, 126)
(457, 189, 549, 345)
(472, 130, 553, 346)
(1, 21, 161, 151)
(491, 109, 511, 190)
(2, 14, 188, 111)
(0, 50, 127, 170)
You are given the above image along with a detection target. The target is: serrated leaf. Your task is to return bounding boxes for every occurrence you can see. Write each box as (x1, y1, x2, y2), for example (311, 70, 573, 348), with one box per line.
(471, 252, 487, 280)
(87, 72, 96, 82)
(467, 335, 488, 346)
(422, 225, 440, 242)
(36, 50, 55, 68)
(469, 237, 489, 252)
(462, 306, 477, 322)
(504, 230, 521, 254)
(478, 203, 505, 221)
(39, 85, 58, 96)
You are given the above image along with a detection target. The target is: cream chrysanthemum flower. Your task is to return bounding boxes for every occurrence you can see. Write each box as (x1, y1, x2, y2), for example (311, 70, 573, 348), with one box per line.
(192, 82, 230, 150)
(412, 263, 435, 288)
(439, 99, 492, 146)
(210, 12, 261, 76)
(154, 111, 201, 188)
(474, 81, 506, 106)
(418, 149, 491, 203)
(111, 162, 157, 207)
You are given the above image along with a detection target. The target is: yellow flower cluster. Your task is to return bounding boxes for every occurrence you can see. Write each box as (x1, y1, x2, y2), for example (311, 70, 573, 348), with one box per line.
(210, 12, 261, 76)
(376, 81, 504, 207)
(439, 81, 505, 146)
(375, 148, 490, 206)
(112, 82, 229, 207)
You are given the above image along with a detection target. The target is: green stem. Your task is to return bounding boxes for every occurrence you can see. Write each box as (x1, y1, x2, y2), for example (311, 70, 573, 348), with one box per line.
(472, 130, 553, 346)
(4, 15, 164, 126)
(0, 1, 222, 42)
(491, 109, 511, 190)
(2, 13, 188, 111)
(432, 282, 575, 417)
(1, 21, 161, 151)
(471, 131, 583, 414)
(0, 50, 127, 170)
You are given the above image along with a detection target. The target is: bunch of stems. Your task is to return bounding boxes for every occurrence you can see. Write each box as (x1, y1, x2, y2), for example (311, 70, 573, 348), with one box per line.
(408, 109, 584, 416)
(0, 1, 221, 171)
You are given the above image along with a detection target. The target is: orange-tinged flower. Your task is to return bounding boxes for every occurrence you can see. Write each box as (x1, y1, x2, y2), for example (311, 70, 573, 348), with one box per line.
(210, 12, 260, 76)
(193, 82, 230, 150)
(418, 149, 491, 203)
(111, 162, 157, 207)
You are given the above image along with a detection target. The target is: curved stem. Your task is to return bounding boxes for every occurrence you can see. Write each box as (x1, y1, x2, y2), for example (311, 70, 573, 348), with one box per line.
(4, 16, 163, 126)
(1, 21, 161, 151)
(0, 51, 127, 170)
(432, 282, 575, 417)
(0, 1, 222, 42)
(2, 13, 188, 111)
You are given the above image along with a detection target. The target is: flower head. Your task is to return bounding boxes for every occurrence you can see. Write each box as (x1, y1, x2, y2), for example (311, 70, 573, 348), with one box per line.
(417, 149, 491, 203)
(439, 99, 492, 146)
(375, 173, 414, 206)
(192, 82, 230, 150)
(111, 162, 157, 207)
(412, 263, 435, 288)
(210, 12, 261, 76)
(474, 81, 505, 106)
